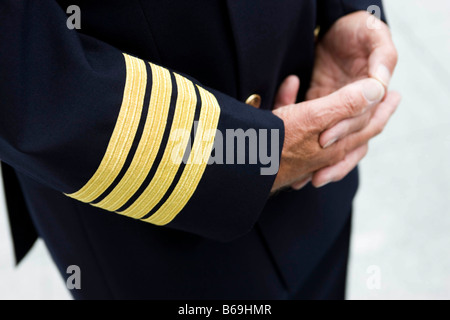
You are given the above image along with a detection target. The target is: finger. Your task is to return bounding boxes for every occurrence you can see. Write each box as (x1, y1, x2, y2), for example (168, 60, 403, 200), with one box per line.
(274, 75, 300, 110)
(312, 144, 369, 188)
(291, 175, 312, 191)
(306, 78, 385, 132)
(343, 90, 401, 149)
(320, 105, 376, 149)
(313, 91, 401, 186)
(365, 23, 398, 87)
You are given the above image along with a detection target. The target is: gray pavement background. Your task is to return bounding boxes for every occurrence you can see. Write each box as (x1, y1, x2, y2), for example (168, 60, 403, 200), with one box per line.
(347, 0, 450, 299)
(0, 0, 449, 300)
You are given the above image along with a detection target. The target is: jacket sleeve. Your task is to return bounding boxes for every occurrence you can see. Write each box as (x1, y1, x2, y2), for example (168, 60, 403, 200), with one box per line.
(0, 1, 284, 242)
(317, 0, 387, 36)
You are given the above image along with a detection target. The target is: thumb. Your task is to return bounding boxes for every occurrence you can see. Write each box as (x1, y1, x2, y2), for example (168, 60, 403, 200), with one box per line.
(273, 75, 300, 110)
(303, 78, 386, 133)
(366, 24, 398, 88)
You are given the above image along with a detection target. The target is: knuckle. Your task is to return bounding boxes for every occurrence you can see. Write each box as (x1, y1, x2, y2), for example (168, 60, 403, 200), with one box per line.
(363, 144, 369, 157)
(340, 90, 361, 115)
(383, 43, 399, 69)
(361, 144, 369, 160)
(334, 147, 346, 164)
(305, 108, 318, 127)
(373, 123, 384, 136)
(305, 105, 325, 130)
(363, 113, 372, 127)
(391, 46, 399, 66)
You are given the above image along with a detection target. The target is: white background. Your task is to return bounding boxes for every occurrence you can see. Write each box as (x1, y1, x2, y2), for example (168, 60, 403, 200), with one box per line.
(1, 0, 449, 299)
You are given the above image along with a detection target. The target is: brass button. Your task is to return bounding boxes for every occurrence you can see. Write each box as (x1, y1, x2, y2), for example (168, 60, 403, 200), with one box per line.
(314, 26, 321, 39)
(245, 94, 262, 109)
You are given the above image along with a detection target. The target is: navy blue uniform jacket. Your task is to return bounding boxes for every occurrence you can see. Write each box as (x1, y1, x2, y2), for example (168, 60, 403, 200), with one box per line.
(0, 0, 385, 299)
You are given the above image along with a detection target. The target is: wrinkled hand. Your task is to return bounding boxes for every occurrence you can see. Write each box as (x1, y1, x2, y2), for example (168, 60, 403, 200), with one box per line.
(274, 11, 399, 190)
(271, 78, 400, 192)
(308, 11, 398, 99)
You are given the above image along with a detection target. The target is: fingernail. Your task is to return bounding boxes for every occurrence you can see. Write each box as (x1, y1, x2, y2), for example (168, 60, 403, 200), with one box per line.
(362, 78, 385, 103)
(373, 64, 391, 87)
(323, 137, 338, 149)
(292, 177, 312, 190)
(316, 179, 332, 188)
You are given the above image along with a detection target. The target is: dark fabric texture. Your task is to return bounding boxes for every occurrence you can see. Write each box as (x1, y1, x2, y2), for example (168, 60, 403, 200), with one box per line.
(0, 0, 284, 244)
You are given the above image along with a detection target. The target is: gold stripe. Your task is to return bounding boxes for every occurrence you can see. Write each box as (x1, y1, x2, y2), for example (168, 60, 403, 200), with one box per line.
(92, 63, 172, 211)
(118, 73, 197, 219)
(66, 53, 147, 203)
(143, 85, 220, 225)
